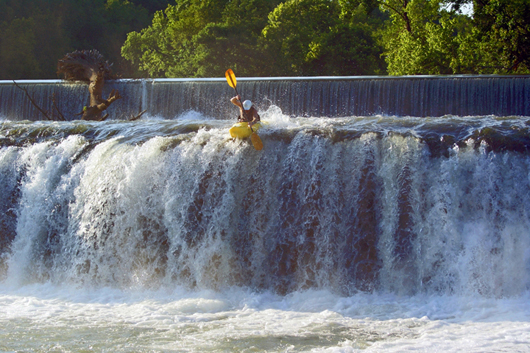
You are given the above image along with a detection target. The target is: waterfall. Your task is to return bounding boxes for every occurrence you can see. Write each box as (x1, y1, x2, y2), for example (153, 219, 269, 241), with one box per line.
(1, 76, 529, 121)
(1, 113, 530, 296)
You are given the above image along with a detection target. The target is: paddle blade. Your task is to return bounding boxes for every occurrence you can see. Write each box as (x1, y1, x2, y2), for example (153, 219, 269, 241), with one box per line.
(225, 69, 237, 88)
(250, 132, 263, 150)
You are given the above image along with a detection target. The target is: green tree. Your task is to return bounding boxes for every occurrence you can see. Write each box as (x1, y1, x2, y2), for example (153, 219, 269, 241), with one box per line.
(379, 0, 464, 75)
(121, 2, 205, 77)
(259, 0, 386, 76)
(31, 8, 71, 78)
(472, 0, 530, 73)
(121, 0, 281, 77)
(0, 1, 71, 79)
(194, 0, 283, 76)
(259, 0, 341, 75)
(0, 18, 41, 79)
(129, 0, 175, 13)
(318, 2, 387, 75)
(121, 9, 175, 77)
(100, 0, 152, 75)
(380, 0, 530, 75)
(0, 0, 173, 79)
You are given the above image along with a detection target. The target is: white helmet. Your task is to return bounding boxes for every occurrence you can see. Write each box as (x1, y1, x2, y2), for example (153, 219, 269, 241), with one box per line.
(243, 100, 252, 110)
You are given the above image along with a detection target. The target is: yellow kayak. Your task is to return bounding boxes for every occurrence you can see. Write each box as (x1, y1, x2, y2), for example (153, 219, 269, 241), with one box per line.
(229, 122, 262, 139)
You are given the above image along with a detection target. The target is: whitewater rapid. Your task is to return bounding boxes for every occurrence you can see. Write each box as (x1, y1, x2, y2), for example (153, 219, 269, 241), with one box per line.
(1, 107, 530, 351)
(1, 285, 530, 352)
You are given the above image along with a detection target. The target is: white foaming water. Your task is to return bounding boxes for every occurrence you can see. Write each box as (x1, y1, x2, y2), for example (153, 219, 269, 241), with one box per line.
(1, 285, 530, 352)
(2, 109, 530, 351)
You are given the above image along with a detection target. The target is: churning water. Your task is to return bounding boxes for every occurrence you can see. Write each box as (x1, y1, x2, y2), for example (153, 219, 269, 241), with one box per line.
(1, 77, 530, 351)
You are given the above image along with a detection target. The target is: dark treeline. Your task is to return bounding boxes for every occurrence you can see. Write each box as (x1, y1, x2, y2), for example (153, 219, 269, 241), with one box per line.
(0, 0, 172, 79)
(1, 0, 529, 79)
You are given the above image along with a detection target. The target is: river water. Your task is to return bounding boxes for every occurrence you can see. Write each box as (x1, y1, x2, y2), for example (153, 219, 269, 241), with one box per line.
(1, 105, 530, 352)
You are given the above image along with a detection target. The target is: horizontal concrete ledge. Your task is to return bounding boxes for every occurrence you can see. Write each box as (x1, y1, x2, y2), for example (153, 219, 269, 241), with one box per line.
(2, 74, 530, 85)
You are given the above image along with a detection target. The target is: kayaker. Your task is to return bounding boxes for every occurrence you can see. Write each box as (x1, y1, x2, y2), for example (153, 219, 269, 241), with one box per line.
(230, 95, 260, 128)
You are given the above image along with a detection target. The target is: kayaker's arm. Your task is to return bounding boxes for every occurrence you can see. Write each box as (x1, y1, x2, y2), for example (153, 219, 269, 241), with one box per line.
(232, 95, 249, 122)
(231, 95, 243, 108)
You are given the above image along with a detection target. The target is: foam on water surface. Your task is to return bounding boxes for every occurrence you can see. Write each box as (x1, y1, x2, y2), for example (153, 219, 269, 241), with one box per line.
(1, 285, 530, 352)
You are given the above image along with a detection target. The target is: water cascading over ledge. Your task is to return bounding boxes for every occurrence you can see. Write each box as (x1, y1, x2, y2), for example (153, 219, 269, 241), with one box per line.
(1, 75, 529, 120)
(1, 115, 530, 296)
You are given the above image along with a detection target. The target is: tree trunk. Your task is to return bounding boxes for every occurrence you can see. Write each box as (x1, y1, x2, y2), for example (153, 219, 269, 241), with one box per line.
(57, 50, 121, 121)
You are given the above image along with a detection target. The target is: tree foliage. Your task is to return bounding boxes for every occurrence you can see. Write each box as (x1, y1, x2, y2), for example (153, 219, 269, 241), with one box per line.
(0, 0, 172, 79)
(122, 0, 285, 77)
(0, 18, 41, 78)
(472, 0, 530, 73)
(122, 0, 530, 77)
(262, 0, 387, 75)
(122, 0, 387, 77)
(381, 0, 464, 75)
(1, 0, 529, 78)
(380, 0, 530, 75)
